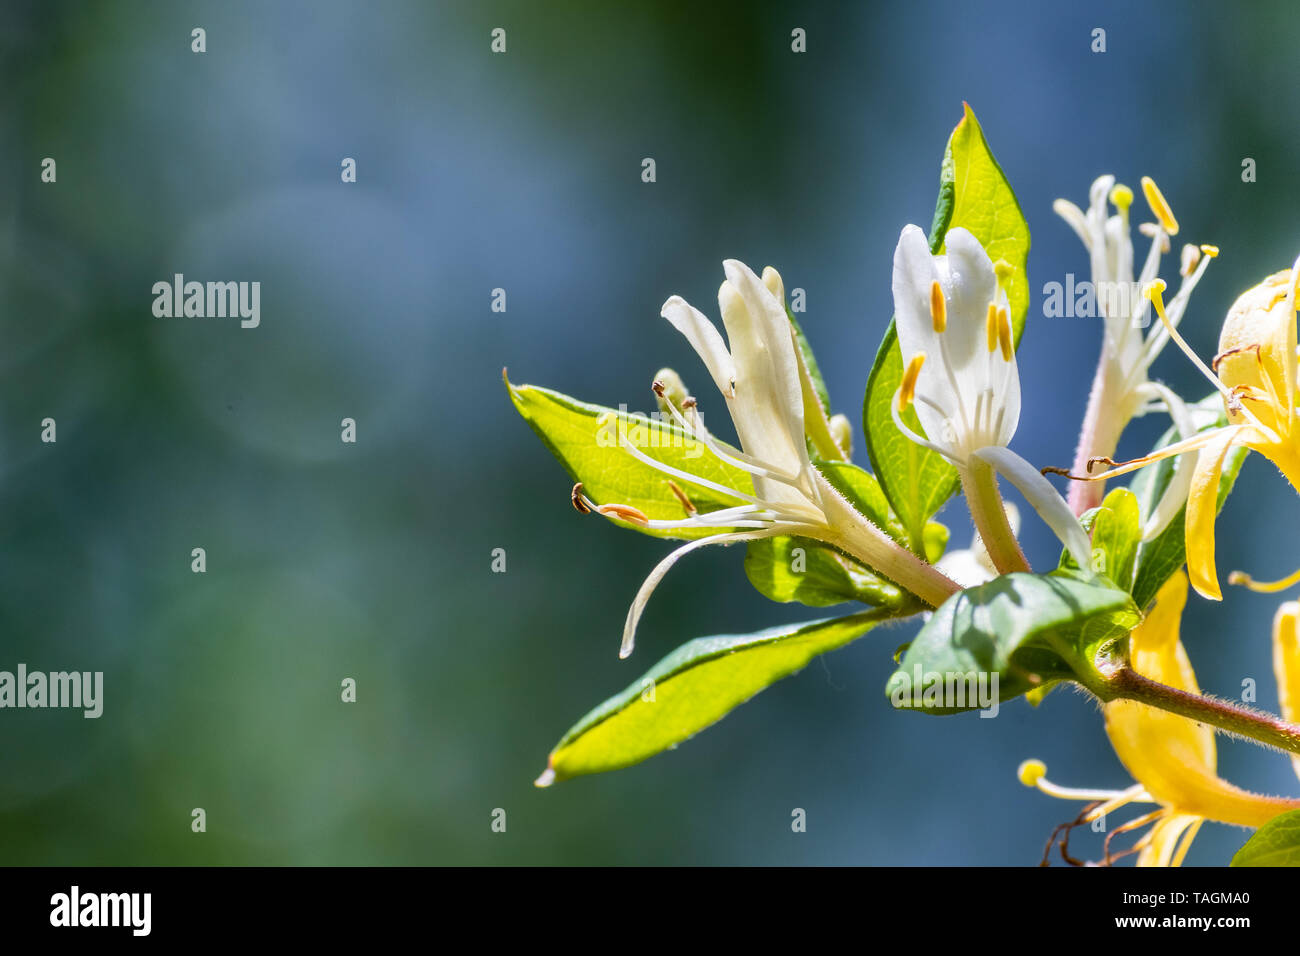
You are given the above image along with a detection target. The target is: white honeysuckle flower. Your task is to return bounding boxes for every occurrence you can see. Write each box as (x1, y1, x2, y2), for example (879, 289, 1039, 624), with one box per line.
(577, 259, 956, 658)
(891, 225, 1020, 464)
(890, 224, 1093, 570)
(1054, 174, 1218, 538)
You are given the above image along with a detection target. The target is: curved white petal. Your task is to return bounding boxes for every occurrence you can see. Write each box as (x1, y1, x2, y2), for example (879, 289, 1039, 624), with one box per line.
(1137, 381, 1198, 540)
(974, 446, 1093, 570)
(939, 227, 999, 377)
(620, 529, 772, 659)
(718, 262, 808, 488)
(1053, 198, 1092, 250)
(661, 295, 736, 399)
(892, 224, 953, 446)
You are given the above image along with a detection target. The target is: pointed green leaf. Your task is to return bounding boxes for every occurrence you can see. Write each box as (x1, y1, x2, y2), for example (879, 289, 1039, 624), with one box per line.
(864, 103, 1030, 547)
(1131, 396, 1248, 610)
(541, 610, 894, 783)
(1231, 808, 1300, 866)
(507, 376, 752, 540)
(1059, 487, 1141, 592)
(886, 569, 1138, 714)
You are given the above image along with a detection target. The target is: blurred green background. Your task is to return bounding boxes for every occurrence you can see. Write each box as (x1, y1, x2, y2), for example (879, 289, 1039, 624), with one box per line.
(2, 0, 1298, 865)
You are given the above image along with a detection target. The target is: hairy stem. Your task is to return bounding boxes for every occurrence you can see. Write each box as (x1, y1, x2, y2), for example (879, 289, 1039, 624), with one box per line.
(1095, 666, 1300, 758)
(959, 457, 1029, 574)
(1068, 347, 1125, 515)
(815, 472, 960, 609)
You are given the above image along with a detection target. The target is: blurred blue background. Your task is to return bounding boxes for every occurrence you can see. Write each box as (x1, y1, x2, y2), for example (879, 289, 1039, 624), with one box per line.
(1, 0, 1297, 864)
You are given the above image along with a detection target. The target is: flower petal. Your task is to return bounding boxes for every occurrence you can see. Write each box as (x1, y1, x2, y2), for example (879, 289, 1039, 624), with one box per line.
(1106, 571, 1300, 827)
(973, 446, 1092, 569)
(1273, 600, 1300, 783)
(939, 227, 999, 375)
(1136, 813, 1202, 868)
(718, 261, 808, 486)
(892, 224, 955, 446)
(661, 295, 736, 400)
(1184, 427, 1243, 600)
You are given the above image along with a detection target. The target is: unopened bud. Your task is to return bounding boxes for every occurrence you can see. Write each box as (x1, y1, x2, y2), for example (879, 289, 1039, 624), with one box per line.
(653, 368, 690, 416)
(829, 414, 853, 459)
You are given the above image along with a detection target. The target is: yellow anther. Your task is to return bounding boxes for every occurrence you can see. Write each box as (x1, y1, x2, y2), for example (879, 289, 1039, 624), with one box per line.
(997, 308, 1013, 362)
(1018, 759, 1047, 788)
(986, 303, 998, 353)
(1140, 176, 1180, 235)
(1199, 244, 1219, 258)
(929, 280, 946, 333)
(1143, 278, 1168, 319)
(899, 352, 926, 411)
(1180, 244, 1200, 277)
(1109, 183, 1134, 212)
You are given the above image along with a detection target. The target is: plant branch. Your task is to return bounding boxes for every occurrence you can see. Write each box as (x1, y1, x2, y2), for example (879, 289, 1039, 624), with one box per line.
(1091, 666, 1300, 758)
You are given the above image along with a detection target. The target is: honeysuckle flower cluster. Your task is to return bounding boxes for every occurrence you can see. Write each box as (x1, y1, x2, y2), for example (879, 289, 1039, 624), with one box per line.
(1053, 175, 1218, 537)
(509, 105, 1300, 867)
(574, 258, 957, 657)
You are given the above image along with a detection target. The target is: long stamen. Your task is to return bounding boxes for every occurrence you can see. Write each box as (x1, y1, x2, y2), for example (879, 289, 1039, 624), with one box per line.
(1146, 279, 1269, 431)
(932, 301, 972, 436)
(617, 436, 766, 507)
(1048, 426, 1243, 483)
(1126, 246, 1217, 394)
(651, 381, 802, 485)
(1018, 759, 1154, 805)
(571, 482, 772, 531)
(1228, 566, 1300, 594)
(1133, 381, 1197, 540)
(891, 393, 959, 463)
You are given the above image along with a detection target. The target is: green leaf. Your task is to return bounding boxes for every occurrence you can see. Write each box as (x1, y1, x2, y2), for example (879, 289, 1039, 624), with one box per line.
(506, 375, 751, 540)
(886, 569, 1139, 714)
(864, 103, 1031, 547)
(743, 460, 947, 608)
(540, 610, 894, 783)
(1230, 809, 1300, 866)
(1130, 397, 1248, 609)
(1059, 487, 1141, 592)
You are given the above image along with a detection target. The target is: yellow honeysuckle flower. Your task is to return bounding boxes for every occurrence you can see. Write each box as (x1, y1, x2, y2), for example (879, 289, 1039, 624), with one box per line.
(1019, 572, 1300, 866)
(1073, 256, 1300, 599)
(1275, 600, 1300, 782)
